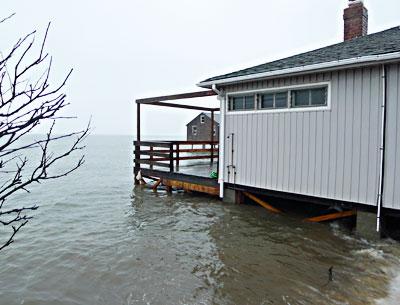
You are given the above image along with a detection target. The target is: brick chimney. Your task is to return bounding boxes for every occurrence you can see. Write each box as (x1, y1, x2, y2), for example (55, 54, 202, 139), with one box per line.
(343, 0, 368, 41)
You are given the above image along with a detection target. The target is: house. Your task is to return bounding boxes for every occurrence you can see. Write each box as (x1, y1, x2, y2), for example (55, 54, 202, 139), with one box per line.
(197, 0, 400, 233)
(186, 112, 220, 141)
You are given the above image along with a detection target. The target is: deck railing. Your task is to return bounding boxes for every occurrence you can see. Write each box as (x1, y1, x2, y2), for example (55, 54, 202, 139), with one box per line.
(134, 140, 218, 174)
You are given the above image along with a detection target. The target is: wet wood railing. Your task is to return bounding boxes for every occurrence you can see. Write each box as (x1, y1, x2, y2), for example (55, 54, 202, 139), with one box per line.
(134, 140, 218, 173)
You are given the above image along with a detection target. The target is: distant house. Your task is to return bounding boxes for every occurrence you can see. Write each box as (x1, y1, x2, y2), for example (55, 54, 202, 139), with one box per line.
(186, 112, 219, 141)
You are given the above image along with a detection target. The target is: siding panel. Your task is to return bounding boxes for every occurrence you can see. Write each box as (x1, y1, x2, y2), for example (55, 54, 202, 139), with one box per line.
(223, 66, 383, 206)
(383, 63, 400, 209)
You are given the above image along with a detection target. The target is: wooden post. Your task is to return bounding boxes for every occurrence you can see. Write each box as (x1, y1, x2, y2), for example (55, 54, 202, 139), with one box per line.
(176, 143, 180, 170)
(169, 143, 174, 173)
(149, 145, 153, 170)
(235, 190, 244, 204)
(134, 103, 141, 185)
(210, 110, 214, 164)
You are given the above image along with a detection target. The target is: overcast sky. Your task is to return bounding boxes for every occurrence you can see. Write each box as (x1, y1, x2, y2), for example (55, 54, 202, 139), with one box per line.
(1, 0, 400, 137)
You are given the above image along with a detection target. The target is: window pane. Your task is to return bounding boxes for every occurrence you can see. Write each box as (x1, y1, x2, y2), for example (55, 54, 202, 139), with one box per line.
(292, 89, 310, 107)
(275, 92, 288, 108)
(260, 94, 274, 109)
(230, 97, 244, 110)
(310, 87, 327, 106)
(244, 96, 255, 109)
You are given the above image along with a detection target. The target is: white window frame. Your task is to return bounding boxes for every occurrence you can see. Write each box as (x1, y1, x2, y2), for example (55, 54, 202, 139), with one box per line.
(228, 95, 256, 111)
(226, 81, 331, 115)
(200, 115, 205, 124)
(259, 91, 289, 109)
(192, 125, 198, 135)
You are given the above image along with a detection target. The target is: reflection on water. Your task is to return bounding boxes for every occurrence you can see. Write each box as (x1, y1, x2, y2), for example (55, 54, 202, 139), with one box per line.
(0, 136, 399, 305)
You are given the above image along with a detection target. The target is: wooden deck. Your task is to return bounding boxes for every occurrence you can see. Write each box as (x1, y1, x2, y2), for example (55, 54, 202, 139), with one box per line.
(134, 90, 221, 196)
(134, 140, 220, 196)
(141, 168, 219, 196)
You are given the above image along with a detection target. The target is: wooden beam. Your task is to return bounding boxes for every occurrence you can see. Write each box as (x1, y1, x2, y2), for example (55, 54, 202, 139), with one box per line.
(146, 102, 219, 112)
(134, 140, 218, 147)
(136, 90, 217, 104)
(170, 140, 219, 144)
(140, 168, 219, 187)
(140, 151, 170, 158)
(306, 210, 357, 223)
(134, 141, 171, 148)
(152, 178, 163, 191)
(142, 175, 159, 181)
(139, 155, 218, 162)
(140, 148, 219, 153)
(243, 192, 282, 214)
(163, 179, 219, 196)
(134, 159, 171, 168)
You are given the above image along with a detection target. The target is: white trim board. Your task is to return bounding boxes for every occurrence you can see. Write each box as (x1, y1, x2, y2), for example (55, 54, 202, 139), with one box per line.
(198, 51, 400, 88)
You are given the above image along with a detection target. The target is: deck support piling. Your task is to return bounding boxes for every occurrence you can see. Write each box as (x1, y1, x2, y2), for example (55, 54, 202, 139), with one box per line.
(134, 102, 141, 185)
(235, 190, 245, 204)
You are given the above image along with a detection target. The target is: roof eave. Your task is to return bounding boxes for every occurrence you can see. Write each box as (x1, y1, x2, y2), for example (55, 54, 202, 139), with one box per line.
(197, 51, 400, 89)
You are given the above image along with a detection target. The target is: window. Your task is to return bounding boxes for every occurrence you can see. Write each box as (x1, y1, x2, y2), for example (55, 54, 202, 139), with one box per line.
(200, 115, 205, 124)
(229, 95, 255, 111)
(291, 87, 327, 107)
(213, 128, 216, 136)
(259, 92, 288, 109)
(227, 83, 329, 112)
(192, 125, 197, 135)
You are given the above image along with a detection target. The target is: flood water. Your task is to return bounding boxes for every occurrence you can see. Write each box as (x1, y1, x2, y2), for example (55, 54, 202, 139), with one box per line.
(0, 135, 399, 305)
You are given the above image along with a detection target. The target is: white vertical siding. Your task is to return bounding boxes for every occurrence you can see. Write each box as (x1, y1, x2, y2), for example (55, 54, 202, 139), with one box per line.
(223, 67, 383, 206)
(383, 64, 400, 209)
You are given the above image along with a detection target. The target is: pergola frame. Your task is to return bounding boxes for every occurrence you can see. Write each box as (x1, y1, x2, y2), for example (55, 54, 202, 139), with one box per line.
(135, 90, 219, 143)
(134, 90, 220, 184)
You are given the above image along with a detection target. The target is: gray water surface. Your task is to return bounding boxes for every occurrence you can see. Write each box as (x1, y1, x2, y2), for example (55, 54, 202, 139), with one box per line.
(0, 135, 399, 305)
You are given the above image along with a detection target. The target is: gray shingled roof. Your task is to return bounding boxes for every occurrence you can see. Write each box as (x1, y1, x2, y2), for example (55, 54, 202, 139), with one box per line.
(186, 112, 220, 126)
(200, 26, 400, 83)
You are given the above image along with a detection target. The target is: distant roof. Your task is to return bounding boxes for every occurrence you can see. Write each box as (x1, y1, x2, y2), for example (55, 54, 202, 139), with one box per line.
(199, 26, 400, 86)
(186, 112, 220, 126)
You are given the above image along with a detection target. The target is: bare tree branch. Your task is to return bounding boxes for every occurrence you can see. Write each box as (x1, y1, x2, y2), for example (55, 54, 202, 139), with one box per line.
(0, 13, 16, 25)
(0, 17, 89, 251)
